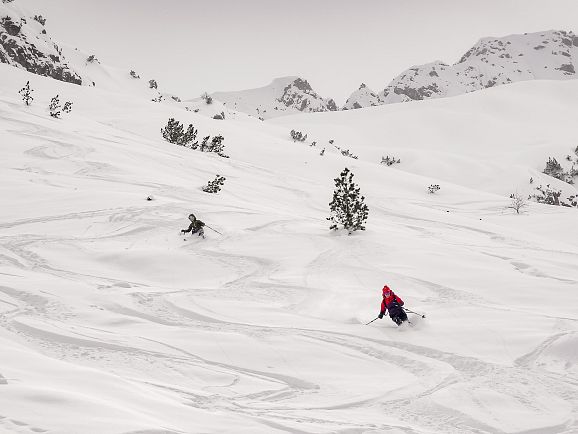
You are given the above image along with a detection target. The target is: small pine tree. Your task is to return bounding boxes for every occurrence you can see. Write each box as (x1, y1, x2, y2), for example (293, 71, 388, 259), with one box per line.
(149, 79, 158, 89)
(290, 129, 307, 142)
(201, 92, 213, 104)
(181, 124, 198, 148)
(129, 70, 140, 79)
(62, 101, 72, 114)
(202, 175, 226, 193)
(19, 81, 33, 106)
(543, 157, 564, 180)
(381, 156, 401, 166)
(529, 184, 562, 206)
(327, 168, 369, 234)
(161, 118, 184, 144)
(49, 95, 61, 118)
(209, 135, 228, 157)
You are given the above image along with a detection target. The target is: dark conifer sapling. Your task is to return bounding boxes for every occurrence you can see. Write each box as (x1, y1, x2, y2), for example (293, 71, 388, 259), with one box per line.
(327, 168, 369, 234)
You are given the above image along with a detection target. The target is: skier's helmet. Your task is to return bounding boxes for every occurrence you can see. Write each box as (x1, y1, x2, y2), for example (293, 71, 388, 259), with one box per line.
(188, 214, 196, 221)
(382, 285, 392, 297)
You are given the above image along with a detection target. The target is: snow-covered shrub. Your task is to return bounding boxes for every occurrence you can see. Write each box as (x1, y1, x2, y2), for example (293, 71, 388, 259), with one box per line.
(310, 141, 317, 147)
(171, 96, 181, 102)
(327, 168, 369, 234)
(129, 70, 140, 79)
(201, 92, 213, 104)
(19, 81, 33, 106)
(507, 193, 528, 214)
(529, 184, 562, 206)
(151, 94, 163, 102)
(33, 15, 46, 26)
(428, 184, 441, 194)
(86, 55, 98, 64)
(161, 118, 198, 147)
(48, 95, 61, 118)
(62, 101, 72, 114)
(320, 148, 325, 156)
(149, 79, 158, 89)
(336, 146, 358, 159)
(202, 175, 226, 193)
(290, 130, 307, 142)
(213, 111, 225, 120)
(199, 135, 228, 158)
(543, 157, 564, 180)
(381, 156, 401, 166)
(2, 0, 15, 3)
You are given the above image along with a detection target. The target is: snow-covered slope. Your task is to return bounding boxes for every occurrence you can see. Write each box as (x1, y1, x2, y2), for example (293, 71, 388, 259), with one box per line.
(209, 76, 338, 119)
(345, 30, 578, 108)
(342, 83, 381, 110)
(1, 63, 577, 433)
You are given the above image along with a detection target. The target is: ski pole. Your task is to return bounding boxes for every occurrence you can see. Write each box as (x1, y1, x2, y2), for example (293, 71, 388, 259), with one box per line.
(204, 224, 222, 235)
(403, 308, 425, 318)
(365, 316, 380, 325)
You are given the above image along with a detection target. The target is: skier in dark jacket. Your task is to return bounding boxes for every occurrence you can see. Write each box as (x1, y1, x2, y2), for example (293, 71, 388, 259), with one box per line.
(378, 285, 408, 326)
(181, 213, 205, 238)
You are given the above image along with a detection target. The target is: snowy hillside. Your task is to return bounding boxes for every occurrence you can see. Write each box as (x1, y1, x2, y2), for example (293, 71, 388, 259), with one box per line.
(209, 76, 338, 120)
(344, 29, 578, 108)
(1, 60, 577, 434)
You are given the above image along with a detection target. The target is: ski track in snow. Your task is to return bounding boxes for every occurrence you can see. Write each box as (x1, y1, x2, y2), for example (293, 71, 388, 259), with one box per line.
(1, 69, 578, 433)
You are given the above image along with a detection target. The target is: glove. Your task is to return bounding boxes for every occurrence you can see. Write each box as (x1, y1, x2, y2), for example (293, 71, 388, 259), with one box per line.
(378, 313, 384, 319)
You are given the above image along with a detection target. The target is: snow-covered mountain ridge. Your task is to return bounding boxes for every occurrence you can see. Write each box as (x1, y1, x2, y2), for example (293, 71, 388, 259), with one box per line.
(346, 29, 578, 108)
(0, 1, 82, 84)
(209, 76, 338, 120)
(0, 1, 186, 102)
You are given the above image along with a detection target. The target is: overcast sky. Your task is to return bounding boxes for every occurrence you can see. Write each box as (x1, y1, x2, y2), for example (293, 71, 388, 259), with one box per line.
(20, 0, 578, 103)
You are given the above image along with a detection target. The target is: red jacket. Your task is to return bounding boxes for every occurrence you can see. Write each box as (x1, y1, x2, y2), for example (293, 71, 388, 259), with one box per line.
(380, 286, 403, 315)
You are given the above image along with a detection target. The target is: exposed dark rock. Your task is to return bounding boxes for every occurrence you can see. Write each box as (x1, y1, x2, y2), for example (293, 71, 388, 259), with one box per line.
(557, 63, 575, 74)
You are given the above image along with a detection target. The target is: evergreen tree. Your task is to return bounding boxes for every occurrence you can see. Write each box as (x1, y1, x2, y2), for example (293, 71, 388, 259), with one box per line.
(543, 157, 564, 180)
(202, 175, 226, 193)
(63, 101, 73, 114)
(49, 95, 61, 118)
(19, 81, 34, 106)
(182, 124, 198, 148)
(161, 118, 184, 144)
(327, 168, 369, 234)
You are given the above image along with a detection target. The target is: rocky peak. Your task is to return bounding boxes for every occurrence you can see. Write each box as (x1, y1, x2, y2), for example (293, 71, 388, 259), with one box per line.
(342, 83, 381, 110)
(211, 76, 337, 119)
(0, 1, 83, 84)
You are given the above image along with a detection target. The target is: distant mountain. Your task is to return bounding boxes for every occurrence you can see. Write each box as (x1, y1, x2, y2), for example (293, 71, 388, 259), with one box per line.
(342, 83, 380, 110)
(0, 1, 182, 102)
(345, 30, 578, 109)
(0, 2, 82, 84)
(210, 76, 338, 120)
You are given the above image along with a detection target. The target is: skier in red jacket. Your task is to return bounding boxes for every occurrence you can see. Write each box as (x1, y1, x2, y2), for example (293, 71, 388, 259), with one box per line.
(378, 285, 408, 325)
